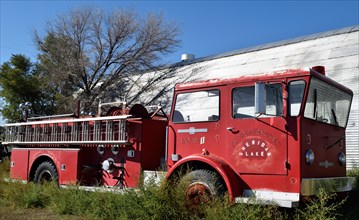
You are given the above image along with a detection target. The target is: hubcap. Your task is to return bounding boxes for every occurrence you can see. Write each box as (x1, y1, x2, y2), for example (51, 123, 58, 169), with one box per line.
(186, 182, 213, 209)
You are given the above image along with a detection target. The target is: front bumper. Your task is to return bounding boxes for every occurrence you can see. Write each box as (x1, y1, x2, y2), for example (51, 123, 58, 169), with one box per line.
(301, 177, 356, 196)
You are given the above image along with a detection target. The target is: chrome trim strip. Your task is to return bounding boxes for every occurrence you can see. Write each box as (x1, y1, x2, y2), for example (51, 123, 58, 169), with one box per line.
(4, 115, 130, 126)
(242, 190, 300, 201)
(165, 126, 169, 162)
(2, 141, 130, 145)
(3, 178, 28, 184)
(235, 197, 299, 208)
(178, 127, 208, 135)
(301, 177, 355, 196)
(60, 185, 129, 194)
(11, 148, 81, 151)
(319, 160, 334, 168)
(235, 190, 300, 208)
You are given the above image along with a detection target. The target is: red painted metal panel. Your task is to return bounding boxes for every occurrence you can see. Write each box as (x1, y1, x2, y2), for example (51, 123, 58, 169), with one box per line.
(225, 81, 288, 175)
(10, 148, 29, 180)
(226, 118, 288, 175)
(141, 119, 167, 170)
(168, 119, 225, 167)
(300, 119, 347, 178)
(59, 150, 80, 185)
(28, 149, 80, 185)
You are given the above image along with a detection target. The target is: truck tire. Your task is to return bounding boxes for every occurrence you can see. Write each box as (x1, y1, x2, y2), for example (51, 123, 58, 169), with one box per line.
(33, 161, 59, 184)
(182, 169, 225, 209)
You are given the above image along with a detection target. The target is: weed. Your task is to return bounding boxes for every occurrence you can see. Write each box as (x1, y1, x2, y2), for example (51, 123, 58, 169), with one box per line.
(347, 167, 359, 190)
(0, 161, 357, 219)
(294, 189, 345, 220)
(0, 158, 9, 179)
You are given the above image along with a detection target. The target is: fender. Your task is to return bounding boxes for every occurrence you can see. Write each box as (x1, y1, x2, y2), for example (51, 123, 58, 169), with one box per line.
(29, 153, 58, 180)
(166, 154, 243, 200)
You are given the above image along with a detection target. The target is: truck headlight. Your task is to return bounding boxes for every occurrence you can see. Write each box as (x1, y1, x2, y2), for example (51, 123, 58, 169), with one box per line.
(338, 152, 346, 166)
(306, 149, 315, 165)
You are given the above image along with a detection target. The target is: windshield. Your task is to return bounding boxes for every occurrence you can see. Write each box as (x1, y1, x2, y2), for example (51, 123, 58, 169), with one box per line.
(304, 77, 352, 128)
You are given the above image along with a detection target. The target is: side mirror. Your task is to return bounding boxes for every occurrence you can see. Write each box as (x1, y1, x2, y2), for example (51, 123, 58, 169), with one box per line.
(255, 82, 266, 115)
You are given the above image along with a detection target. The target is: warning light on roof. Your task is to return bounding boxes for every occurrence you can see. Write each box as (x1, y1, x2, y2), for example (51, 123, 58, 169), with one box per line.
(312, 66, 325, 75)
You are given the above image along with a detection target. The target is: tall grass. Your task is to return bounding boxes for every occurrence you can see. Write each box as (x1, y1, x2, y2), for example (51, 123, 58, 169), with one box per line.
(293, 189, 346, 220)
(347, 167, 359, 190)
(0, 179, 282, 219)
(0, 158, 9, 178)
(0, 160, 355, 220)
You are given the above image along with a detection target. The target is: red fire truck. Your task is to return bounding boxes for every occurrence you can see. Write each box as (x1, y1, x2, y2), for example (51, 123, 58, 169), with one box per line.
(2, 66, 355, 207)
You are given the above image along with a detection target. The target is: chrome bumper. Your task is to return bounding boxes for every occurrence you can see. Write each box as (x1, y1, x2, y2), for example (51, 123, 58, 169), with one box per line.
(301, 177, 356, 196)
(235, 190, 300, 208)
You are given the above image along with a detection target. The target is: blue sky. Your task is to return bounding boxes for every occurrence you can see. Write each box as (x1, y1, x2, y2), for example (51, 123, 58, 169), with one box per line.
(1, 1, 358, 65)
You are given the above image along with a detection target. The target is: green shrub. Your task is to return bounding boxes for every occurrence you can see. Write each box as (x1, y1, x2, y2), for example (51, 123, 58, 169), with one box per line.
(0, 158, 10, 179)
(294, 189, 345, 220)
(347, 167, 359, 190)
(203, 199, 285, 220)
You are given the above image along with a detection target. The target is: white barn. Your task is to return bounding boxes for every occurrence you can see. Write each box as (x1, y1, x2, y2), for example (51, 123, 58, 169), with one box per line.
(133, 25, 359, 169)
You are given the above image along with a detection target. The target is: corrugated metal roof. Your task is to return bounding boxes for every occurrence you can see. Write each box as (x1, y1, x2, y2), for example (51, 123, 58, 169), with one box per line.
(176, 25, 359, 67)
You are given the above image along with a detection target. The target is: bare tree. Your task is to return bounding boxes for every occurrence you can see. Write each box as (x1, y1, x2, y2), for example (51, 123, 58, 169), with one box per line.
(35, 7, 180, 113)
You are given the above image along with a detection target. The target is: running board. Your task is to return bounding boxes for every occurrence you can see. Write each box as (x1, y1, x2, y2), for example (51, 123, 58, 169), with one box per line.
(59, 185, 133, 194)
(234, 197, 299, 208)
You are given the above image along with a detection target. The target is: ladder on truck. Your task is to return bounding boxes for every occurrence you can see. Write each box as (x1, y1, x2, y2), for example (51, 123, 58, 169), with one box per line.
(2, 115, 130, 145)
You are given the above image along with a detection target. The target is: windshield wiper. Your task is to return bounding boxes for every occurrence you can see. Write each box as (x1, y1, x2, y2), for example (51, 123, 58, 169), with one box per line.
(331, 108, 340, 130)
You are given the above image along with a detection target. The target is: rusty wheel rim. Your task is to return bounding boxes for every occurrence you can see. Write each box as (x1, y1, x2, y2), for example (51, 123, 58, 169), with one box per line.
(185, 182, 213, 209)
(39, 170, 52, 183)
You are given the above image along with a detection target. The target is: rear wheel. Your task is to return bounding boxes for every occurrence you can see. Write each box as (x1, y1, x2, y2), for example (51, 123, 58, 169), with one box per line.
(182, 169, 225, 210)
(33, 161, 59, 184)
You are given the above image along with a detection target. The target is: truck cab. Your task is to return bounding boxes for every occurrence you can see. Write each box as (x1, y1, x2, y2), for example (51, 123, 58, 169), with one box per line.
(166, 67, 355, 207)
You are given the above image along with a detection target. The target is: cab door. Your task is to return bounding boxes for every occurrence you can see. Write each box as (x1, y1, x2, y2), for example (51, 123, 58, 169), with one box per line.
(226, 82, 288, 175)
(167, 87, 225, 168)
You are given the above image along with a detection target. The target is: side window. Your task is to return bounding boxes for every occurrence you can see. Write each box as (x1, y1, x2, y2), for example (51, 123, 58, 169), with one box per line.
(288, 80, 305, 116)
(233, 86, 255, 118)
(173, 89, 219, 123)
(232, 83, 283, 118)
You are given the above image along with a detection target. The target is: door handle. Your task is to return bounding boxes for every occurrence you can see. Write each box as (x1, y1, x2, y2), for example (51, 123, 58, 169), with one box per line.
(227, 127, 239, 134)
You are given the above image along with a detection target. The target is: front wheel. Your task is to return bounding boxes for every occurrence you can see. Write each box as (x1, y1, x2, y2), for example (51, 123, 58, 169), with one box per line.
(33, 161, 59, 184)
(182, 169, 226, 209)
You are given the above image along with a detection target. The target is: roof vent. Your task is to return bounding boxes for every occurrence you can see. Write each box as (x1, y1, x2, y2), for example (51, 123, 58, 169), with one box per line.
(181, 54, 195, 62)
